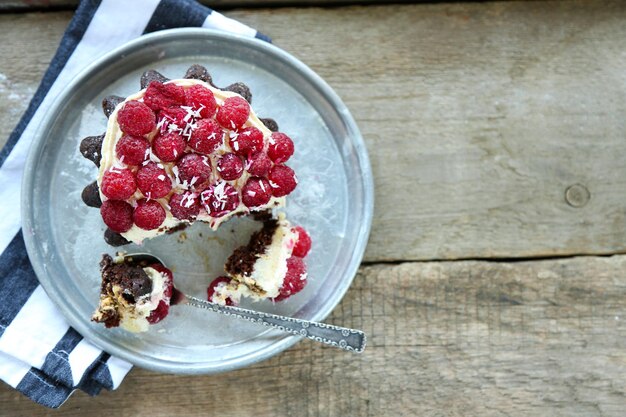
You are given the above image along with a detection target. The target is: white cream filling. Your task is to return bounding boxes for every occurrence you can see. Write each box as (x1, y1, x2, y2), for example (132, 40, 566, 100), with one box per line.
(98, 78, 285, 244)
(118, 266, 167, 333)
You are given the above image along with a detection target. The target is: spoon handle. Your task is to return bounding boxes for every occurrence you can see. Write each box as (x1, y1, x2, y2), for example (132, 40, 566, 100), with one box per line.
(182, 294, 366, 353)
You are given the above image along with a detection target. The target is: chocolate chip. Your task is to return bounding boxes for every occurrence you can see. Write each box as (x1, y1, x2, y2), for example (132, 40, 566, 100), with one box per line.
(79, 134, 104, 167)
(104, 228, 130, 247)
(81, 181, 102, 208)
(184, 64, 214, 86)
(102, 95, 125, 118)
(224, 82, 252, 104)
(140, 70, 170, 89)
(259, 118, 279, 132)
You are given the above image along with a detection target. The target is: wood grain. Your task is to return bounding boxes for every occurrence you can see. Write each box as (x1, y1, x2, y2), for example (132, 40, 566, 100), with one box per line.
(1, 2, 625, 262)
(1, 255, 625, 416)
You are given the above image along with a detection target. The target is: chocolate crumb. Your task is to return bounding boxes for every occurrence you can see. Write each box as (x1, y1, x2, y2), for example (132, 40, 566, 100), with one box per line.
(224, 82, 252, 104)
(140, 69, 169, 89)
(166, 223, 188, 234)
(225, 219, 278, 277)
(104, 228, 130, 247)
(259, 118, 279, 132)
(102, 95, 125, 118)
(81, 181, 102, 208)
(79, 134, 104, 167)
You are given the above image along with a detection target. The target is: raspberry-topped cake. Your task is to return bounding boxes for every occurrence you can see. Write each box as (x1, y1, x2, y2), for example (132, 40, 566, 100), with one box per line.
(208, 213, 312, 305)
(82, 66, 298, 245)
(92, 254, 173, 332)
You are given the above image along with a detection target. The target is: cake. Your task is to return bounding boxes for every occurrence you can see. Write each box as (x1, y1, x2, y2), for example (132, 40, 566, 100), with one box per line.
(82, 66, 312, 331)
(92, 254, 173, 332)
(208, 213, 312, 305)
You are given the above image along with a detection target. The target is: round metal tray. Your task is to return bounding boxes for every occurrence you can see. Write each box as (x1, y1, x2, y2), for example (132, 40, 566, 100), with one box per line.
(22, 29, 373, 374)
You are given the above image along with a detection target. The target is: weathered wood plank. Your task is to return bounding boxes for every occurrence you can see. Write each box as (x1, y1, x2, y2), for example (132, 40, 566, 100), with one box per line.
(1, 255, 625, 415)
(1, 2, 626, 262)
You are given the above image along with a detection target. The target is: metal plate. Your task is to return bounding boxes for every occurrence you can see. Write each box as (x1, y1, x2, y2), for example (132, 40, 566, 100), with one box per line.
(21, 29, 373, 374)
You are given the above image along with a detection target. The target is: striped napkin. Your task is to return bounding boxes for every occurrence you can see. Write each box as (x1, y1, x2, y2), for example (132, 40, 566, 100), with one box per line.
(0, 0, 269, 408)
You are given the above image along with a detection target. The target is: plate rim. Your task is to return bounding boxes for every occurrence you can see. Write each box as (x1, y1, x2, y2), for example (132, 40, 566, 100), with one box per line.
(21, 28, 374, 374)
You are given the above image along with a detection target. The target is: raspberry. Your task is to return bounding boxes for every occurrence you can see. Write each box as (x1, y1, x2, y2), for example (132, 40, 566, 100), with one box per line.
(156, 107, 187, 134)
(201, 181, 240, 217)
(152, 132, 186, 162)
(217, 153, 244, 181)
(143, 81, 184, 111)
(117, 101, 156, 136)
(189, 119, 223, 155)
(184, 84, 217, 118)
(268, 165, 297, 197)
(148, 263, 174, 296)
(100, 200, 133, 233)
(175, 153, 212, 188)
(242, 177, 272, 208)
(292, 226, 312, 258)
(115, 135, 149, 166)
(273, 257, 307, 301)
(136, 162, 172, 199)
(133, 199, 166, 230)
(247, 151, 272, 177)
(268, 132, 294, 163)
(229, 127, 263, 156)
(169, 191, 201, 220)
(146, 300, 170, 324)
(207, 276, 234, 306)
(216, 96, 250, 130)
(100, 168, 136, 200)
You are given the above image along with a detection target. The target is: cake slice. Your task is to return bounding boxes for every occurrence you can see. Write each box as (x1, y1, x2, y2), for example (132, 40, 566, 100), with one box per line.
(208, 213, 312, 305)
(80, 66, 298, 245)
(92, 254, 173, 332)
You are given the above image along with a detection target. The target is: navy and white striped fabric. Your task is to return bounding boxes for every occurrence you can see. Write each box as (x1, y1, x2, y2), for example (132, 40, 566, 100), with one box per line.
(0, 0, 269, 408)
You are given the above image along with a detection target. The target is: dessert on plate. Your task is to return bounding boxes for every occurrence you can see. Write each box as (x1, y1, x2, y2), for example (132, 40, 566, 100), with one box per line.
(81, 66, 311, 331)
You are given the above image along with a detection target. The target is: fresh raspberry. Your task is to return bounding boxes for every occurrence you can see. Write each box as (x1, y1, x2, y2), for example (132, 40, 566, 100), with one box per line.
(268, 165, 297, 197)
(217, 153, 244, 180)
(207, 276, 234, 306)
(247, 151, 272, 177)
(152, 132, 186, 162)
(175, 153, 212, 188)
(189, 119, 223, 155)
(156, 107, 187, 134)
(100, 200, 133, 233)
(292, 226, 312, 258)
(268, 132, 294, 163)
(169, 191, 201, 220)
(146, 300, 170, 324)
(133, 199, 166, 230)
(115, 135, 149, 166)
(229, 126, 263, 156)
(143, 81, 185, 111)
(117, 101, 156, 136)
(100, 168, 136, 200)
(273, 257, 307, 301)
(136, 162, 172, 199)
(216, 96, 250, 130)
(184, 84, 217, 118)
(242, 177, 272, 208)
(201, 181, 240, 217)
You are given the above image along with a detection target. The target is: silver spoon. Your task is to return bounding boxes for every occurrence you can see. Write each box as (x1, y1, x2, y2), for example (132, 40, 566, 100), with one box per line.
(124, 253, 366, 353)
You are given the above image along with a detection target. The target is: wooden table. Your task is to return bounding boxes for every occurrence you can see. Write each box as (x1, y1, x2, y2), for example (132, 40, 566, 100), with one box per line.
(1, 1, 625, 415)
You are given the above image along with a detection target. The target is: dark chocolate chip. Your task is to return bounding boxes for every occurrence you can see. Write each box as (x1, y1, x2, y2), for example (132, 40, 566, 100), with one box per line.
(224, 82, 252, 103)
(140, 70, 169, 89)
(259, 118, 279, 132)
(104, 228, 130, 247)
(81, 181, 102, 208)
(79, 134, 104, 167)
(102, 95, 125, 118)
(184, 64, 214, 86)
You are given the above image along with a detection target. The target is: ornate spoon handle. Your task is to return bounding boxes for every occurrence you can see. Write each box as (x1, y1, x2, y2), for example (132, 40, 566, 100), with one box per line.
(180, 292, 366, 353)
